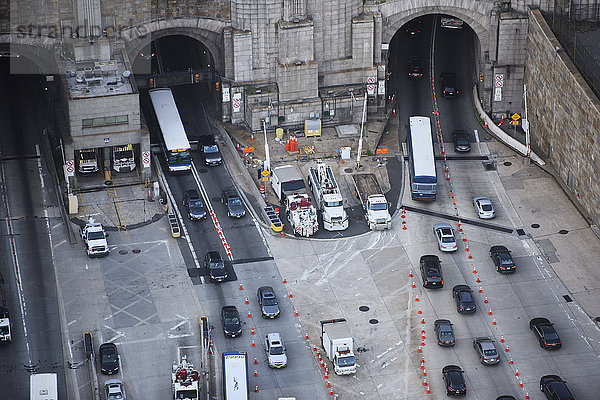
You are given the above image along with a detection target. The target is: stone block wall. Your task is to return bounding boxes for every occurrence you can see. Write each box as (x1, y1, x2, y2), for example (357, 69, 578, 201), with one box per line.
(351, 14, 374, 69)
(526, 8, 600, 225)
(278, 19, 314, 64)
(276, 60, 319, 102)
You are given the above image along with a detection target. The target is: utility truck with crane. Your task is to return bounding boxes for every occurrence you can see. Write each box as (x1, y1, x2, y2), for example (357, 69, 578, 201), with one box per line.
(321, 318, 357, 375)
(285, 193, 319, 237)
(351, 173, 392, 230)
(172, 354, 200, 400)
(308, 160, 348, 231)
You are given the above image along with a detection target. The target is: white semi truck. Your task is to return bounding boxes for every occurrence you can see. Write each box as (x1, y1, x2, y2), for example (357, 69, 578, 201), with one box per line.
(351, 173, 392, 230)
(172, 354, 200, 400)
(321, 318, 357, 375)
(0, 274, 12, 343)
(308, 161, 348, 231)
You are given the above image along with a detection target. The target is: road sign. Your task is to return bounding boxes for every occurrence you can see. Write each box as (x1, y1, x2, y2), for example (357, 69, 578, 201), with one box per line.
(65, 160, 75, 176)
(494, 87, 502, 102)
(376, 148, 388, 154)
(495, 74, 504, 88)
(511, 113, 520, 121)
(511, 120, 519, 125)
(222, 87, 230, 103)
(232, 92, 241, 113)
(242, 146, 254, 154)
(142, 151, 151, 168)
(367, 76, 376, 83)
(378, 80, 385, 95)
(261, 169, 270, 177)
(367, 84, 376, 95)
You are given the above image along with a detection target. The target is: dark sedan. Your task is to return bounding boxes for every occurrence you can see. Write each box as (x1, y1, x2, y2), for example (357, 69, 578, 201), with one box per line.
(442, 365, 466, 396)
(452, 130, 471, 152)
(205, 251, 227, 282)
(434, 319, 455, 347)
(441, 73, 459, 98)
(452, 285, 476, 313)
(222, 190, 246, 218)
(257, 286, 280, 318)
(420, 255, 443, 289)
(221, 306, 242, 337)
(99, 342, 120, 375)
(530, 317, 562, 349)
(540, 375, 574, 400)
(490, 245, 516, 273)
(183, 189, 207, 220)
(408, 56, 423, 79)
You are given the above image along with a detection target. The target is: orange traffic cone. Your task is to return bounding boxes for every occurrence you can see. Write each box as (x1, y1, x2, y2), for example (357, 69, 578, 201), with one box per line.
(415, 294, 420, 302)
(251, 339, 256, 347)
(282, 276, 287, 283)
(254, 369, 258, 377)
(245, 297, 249, 304)
(239, 283, 243, 290)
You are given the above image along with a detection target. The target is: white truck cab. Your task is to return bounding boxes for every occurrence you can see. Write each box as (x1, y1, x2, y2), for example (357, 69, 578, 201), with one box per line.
(80, 220, 109, 258)
(112, 144, 136, 173)
(365, 194, 392, 230)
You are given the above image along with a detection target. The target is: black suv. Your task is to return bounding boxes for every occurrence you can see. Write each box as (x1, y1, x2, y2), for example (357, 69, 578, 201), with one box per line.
(183, 189, 207, 220)
(408, 56, 423, 79)
(99, 342, 119, 375)
(530, 317, 562, 349)
(490, 245, 516, 273)
(257, 286, 280, 318)
(441, 73, 459, 98)
(452, 285, 476, 313)
(221, 306, 242, 337)
(420, 255, 443, 288)
(540, 375, 574, 400)
(198, 135, 222, 166)
(205, 251, 227, 282)
(222, 190, 246, 218)
(452, 130, 471, 152)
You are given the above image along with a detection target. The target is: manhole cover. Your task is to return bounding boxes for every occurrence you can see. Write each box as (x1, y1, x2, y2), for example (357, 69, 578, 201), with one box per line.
(369, 319, 379, 325)
(198, 168, 209, 174)
(119, 249, 128, 255)
(531, 223, 540, 229)
(344, 168, 353, 173)
(504, 161, 512, 166)
(132, 249, 141, 254)
(559, 229, 569, 235)
(359, 306, 370, 312)
(104, 180, 113, 186)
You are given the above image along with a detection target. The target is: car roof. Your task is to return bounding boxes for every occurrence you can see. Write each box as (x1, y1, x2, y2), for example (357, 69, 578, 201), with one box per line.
(267, 332, 282, 341)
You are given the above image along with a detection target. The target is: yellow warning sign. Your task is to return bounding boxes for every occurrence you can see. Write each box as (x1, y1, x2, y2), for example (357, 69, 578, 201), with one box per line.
(511, 113, 520, 121)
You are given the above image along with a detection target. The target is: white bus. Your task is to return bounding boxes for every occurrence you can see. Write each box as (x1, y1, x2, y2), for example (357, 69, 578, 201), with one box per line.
(408, 116, 437, 200)
(149, 88, 192, 172)
(222, 351, 248, 400)
(30, 373, 58, 400)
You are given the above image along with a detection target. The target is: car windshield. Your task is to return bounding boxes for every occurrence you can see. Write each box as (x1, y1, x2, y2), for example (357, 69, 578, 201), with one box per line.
(262, 298, 277, 306)
(270, 345, 284, 355)
(88, 231, 105, 240)
(102, 353, 116, 364)
(189, 198, 203, 207)
(204, 145, 218, 153)
(481, 204, 493, 211)
(337, 355, 355, 367)
(210, 260, 224, 269)
(439, 330, 453, 338)
(483, 349, 497, 356)
(501, 258, 513, 265)
(541, 327, 559, 339)
(456, 137, 469, 145)
(228, 198, 242, 206)
(225, 316, 239, 325)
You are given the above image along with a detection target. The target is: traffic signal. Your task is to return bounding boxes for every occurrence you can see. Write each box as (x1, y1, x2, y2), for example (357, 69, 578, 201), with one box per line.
(194, 73, 200, 83)
(215, 81, 220, 91)
(148, 78, 154, 88)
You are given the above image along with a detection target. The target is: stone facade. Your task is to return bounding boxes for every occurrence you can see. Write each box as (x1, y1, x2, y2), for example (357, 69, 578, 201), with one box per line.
(526, 8, 600, 225)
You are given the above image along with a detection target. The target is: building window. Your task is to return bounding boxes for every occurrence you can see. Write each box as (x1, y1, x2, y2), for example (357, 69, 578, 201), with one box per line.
(82, 115, 128, 127)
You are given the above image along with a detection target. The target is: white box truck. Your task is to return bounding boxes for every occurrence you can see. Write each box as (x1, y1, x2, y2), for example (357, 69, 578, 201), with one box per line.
(271, 165, 306, 202)
(30, 373, 58, 400)
(320, 318, 357, 375)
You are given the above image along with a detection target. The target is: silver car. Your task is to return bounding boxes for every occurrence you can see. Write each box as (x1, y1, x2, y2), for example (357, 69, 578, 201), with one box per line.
(105, 379, 126, 400)
(433, 223, 458, 252)
(265, 332, 287, 368)
(472, 337, 500, 365)
(473, 196, 495, 219)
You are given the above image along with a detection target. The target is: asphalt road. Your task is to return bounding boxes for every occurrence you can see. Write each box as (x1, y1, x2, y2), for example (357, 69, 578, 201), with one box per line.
(0, 61, 67, 398)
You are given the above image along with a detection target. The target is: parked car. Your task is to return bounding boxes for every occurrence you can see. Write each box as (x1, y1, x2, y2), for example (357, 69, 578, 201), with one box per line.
(408, 56, 423, 79)
(221, 306, 242, 337)
(490, 245, 516, 273)
(420, 255, 443, 288)
(473, 196, 495, 219)
(433, 223, 458, 252)
(183, 189, 207, 220)
(434, 319, 455, 347)
(472, 337, 500, 365)
(198, 135, 222, 166)
(105, 379, 126, 400)
(540, 375, 574, 400)
(205, 251, 227, 282)
(221, 190, 246, 218)
(452, 130, 471, 152)
(265, 332, 287, 368)
(257, 286, 280, 318)
(441, 73, 459, 98)
(452, 285, 476, 313)
(442, 365, 466, 396)
(530, 317, 562, 349)
(99, 342, 119, 375)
